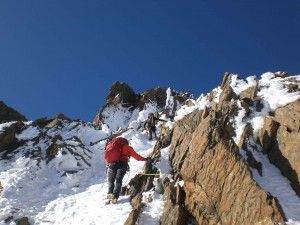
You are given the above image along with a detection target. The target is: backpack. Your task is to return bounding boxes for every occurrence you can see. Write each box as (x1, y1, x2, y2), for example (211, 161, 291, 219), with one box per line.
(104, 137, 128, 163)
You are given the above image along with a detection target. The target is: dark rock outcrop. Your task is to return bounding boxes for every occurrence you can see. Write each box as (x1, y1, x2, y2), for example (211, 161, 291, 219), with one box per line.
(105, 81, 137, 106)
(0, 121, 26, 159)
(0, 101, 27, 123)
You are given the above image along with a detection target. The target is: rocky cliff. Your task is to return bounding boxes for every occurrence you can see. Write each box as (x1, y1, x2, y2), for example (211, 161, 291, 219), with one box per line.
(122, 72, 300, 225)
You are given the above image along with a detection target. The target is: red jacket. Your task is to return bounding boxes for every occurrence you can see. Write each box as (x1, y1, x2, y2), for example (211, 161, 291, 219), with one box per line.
(123, 145, 146, 161)
(105, 144, 146, 165)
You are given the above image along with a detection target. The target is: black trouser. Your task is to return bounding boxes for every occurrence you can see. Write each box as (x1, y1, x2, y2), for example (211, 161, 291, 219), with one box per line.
(107, 161, 128, 199)
(148, 126, 157, 140)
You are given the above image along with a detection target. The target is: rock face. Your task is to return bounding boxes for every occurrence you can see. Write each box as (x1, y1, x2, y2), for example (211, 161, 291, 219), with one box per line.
(255, 100, 300, 197)
(170, 112, 285, 224)
(272, 100, 300, 196)
(0, 101, 27, 123)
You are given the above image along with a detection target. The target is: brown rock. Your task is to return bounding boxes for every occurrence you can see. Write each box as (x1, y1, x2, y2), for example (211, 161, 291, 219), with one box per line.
(237, 123, 253, 148)
(170, 114, 286, 224)
(124, 159, 157, 198)
(160, 182, 191, 225)
(263, 100, 300, 197)
(31, 117, 53, 128)
(124, 209, 142, 225)
(45, 113, 71, 128)
(220, 72, 231, 89)
(124, 193, 147, 225)
(169, 110, 205, 180)
(152, 125, 173, 157)
(239, 99, 251, 116)
(218, 81, 237, 104)
(270, 125, 300, 197)
(160, 204, 190, 225)
(257, 117, 279, 153)
(275, 100, 300, 132)
(239, 77, 258, 100)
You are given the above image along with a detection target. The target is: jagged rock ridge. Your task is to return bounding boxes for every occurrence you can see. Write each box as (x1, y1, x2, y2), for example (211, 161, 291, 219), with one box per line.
(92, 81, 192, 130)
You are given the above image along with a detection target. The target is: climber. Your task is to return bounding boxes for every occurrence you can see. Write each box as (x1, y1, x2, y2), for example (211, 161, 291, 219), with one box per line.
(104, 137, 149, 204)
(143, 113, 166, 140)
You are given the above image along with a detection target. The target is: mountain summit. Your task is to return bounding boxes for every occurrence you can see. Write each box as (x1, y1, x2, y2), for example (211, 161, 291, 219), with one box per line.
(0, 72, 300, 225)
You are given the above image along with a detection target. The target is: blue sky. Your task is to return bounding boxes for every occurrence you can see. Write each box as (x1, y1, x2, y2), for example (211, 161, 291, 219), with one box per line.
(1, 0, 299, 121)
